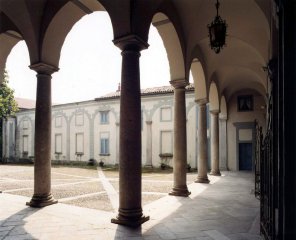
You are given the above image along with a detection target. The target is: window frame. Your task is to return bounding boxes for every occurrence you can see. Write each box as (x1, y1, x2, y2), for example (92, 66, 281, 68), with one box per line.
(100, 111, 109, 125)
(99, 132, 110, 156)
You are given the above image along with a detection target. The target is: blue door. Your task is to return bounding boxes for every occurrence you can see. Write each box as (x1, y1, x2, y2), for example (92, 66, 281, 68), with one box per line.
(239, 143, 253, 170)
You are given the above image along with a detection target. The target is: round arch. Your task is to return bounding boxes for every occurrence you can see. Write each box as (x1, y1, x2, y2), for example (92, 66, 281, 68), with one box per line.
(190, 58, 207, 102)
(209, 81, 220, 112)
(0, 31, 22, 83)
(41, 0, 108, 68)
(220, 95, 227, 120)
(151, 12, 185, 81)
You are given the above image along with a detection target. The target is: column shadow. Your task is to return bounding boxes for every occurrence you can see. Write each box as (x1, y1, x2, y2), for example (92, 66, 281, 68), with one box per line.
(113, 171, 261, 240)
(1, 206, 40, 239)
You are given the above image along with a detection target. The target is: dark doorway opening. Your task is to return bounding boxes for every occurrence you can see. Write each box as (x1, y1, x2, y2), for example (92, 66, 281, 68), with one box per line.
(239, 143, 252, 170)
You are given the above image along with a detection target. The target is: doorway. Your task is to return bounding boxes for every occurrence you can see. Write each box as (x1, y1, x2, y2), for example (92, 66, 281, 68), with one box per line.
(239, 143, 253, 170)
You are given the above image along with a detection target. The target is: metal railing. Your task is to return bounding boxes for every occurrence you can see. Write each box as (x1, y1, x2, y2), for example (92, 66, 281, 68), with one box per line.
(254, 120, 262, 199)
(260, 129, 276, 240)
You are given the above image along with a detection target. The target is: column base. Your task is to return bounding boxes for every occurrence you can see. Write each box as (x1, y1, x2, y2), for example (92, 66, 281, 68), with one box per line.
(195, 176, 210, 184)
(209, 171, 221, 176)
(26, 193, 58, 208)
(111, 208, 150, 228)
(169, 186, 191, 197)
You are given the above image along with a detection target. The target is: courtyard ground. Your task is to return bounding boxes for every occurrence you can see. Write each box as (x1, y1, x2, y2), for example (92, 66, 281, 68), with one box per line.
(0, 164, 261, 240)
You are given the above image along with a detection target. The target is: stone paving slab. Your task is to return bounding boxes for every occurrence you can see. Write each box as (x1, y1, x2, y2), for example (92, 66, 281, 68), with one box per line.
(0, 167, 262, 240)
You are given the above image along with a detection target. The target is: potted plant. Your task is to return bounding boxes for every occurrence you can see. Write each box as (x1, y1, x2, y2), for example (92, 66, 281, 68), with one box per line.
(99, 159, 104, 167)
(159, 153, 173, 170)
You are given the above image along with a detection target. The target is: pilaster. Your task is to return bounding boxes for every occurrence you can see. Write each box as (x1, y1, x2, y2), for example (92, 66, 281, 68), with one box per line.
(145, 121, 153, 167)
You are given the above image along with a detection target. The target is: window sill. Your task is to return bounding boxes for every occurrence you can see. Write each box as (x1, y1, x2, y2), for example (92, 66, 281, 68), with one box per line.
(99, 153, 110, 156)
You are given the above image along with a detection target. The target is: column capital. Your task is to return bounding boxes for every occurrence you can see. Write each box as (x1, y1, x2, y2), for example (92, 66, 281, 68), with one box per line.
(195, 98, 208, 105)
(113, 34, 149, 51)
(29, 62, 59, 75)
(210, 110, 220, 115)
(146, 121, 152, 125)
(219, 117, 227, 121)
(170, 79, 188, 89)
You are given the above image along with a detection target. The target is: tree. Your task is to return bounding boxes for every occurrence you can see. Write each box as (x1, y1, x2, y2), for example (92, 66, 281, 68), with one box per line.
(0, 70, 18, 159)
(0, 70, 18, 118)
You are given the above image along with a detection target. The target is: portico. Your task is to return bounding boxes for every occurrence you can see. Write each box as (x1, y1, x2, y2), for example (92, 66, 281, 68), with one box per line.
(1, 0, 295, 238)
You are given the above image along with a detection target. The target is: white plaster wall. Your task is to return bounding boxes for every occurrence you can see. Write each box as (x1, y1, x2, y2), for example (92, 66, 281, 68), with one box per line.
(12, 91, 197, 167)
(93, 102, 119, 165)
(227, 90, 266, 170)
(186, 97, 197, 169)
(150, 96, 174, 167)
(51, 114, 67, 160)
(17, 113, 35, 158)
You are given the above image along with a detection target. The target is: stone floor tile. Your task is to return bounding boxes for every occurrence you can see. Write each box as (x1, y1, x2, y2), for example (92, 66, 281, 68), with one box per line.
(0, 230, 9, 238)
(204, 230, 231, 240)
(0, 167, 262, 240)
(0, 226, 13, 232)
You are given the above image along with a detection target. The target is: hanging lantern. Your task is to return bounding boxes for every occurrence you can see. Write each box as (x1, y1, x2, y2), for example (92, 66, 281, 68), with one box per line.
(208, 0, 227, 54)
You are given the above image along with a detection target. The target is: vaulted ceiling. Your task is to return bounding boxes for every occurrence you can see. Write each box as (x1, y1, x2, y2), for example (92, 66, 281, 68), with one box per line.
(0, 0, 272, 104)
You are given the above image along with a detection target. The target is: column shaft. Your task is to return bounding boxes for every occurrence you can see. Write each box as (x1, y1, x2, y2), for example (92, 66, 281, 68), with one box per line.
(27, 73, 57, 207)
(195, 102, 210, 183)
(145, 121, 153, 167)
(169, 82, 190, 197)
(111, 49, 149, 227)
(210, 111, 221, 175)
(219, 118, 228, 170)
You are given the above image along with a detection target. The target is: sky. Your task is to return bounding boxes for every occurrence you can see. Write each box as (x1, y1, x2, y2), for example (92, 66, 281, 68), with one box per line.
(6, 12, 171, 104)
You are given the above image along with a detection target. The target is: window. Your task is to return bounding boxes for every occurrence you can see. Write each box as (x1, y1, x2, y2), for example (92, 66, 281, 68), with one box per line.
(55, 134, 62, 154)
(55, 116, 62, 128)
(100, 111, 109, 124)
(75, 133, 84, 154)
(75, 113, 84, 126)
(23, 135, 28, 152)
(23, 120, 29, 129)
(237, 95, 253, 112)
(23, 135, 28, 157)
(160, 107, 172, 121)
(100, 132, 109, 155)
(160, 131, 173, 154)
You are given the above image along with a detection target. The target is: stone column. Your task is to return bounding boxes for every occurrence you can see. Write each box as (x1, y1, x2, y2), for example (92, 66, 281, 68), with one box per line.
(27, 63, 58, 207)
(210, 111, 221, 176)
(195, 100, 210, 183)
(145, 121, 153, 167)
(169, 79, 190, 197)
(111, 35, 149, 227)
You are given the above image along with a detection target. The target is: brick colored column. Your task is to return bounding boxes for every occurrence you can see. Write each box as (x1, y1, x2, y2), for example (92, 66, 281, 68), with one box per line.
(195, 100, 210, 183)
(27, 63, 58, 207)
(111, 35, 149, 227)
(169, 79, 190, 197)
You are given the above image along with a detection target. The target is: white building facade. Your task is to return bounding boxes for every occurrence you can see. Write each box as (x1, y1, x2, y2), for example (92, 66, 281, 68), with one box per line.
(2, 85, 265, 171)
(3, 85, 197, 168)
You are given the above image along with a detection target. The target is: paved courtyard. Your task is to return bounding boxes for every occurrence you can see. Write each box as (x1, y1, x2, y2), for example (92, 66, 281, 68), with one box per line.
(0, 165, 261, 240)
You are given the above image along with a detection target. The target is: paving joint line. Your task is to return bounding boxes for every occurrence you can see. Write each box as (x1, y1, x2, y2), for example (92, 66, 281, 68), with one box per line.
(97, 167, 118, 212)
